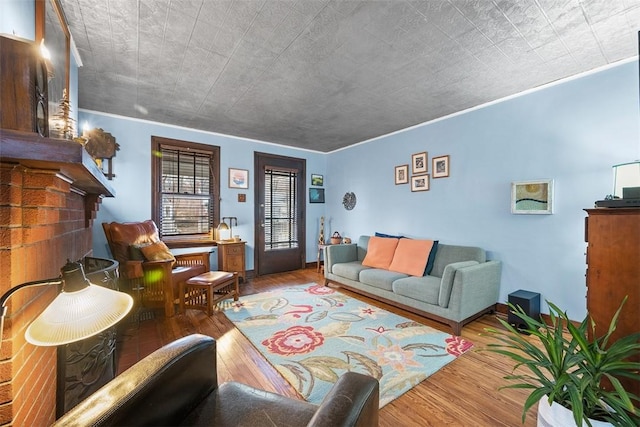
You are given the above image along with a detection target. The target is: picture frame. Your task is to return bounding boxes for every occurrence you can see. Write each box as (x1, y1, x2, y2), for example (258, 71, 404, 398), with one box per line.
(411, 174, 430, 192)
(511, 179, 554, 214)
(309, 188, 325, 203)
(411, 152, 428, 174)
(432, 155, 450, 178)
(395, 164, 409, 185)
(229, 168, 249, 189)
(311, 174, 323, 186)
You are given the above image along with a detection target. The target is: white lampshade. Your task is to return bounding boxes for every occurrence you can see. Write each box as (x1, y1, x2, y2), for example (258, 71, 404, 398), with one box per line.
(613, 161, 640, 198)
(25, 283, 133, 346)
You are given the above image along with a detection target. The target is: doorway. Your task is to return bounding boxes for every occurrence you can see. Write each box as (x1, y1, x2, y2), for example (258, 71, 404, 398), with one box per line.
(254, 152, 306, 276)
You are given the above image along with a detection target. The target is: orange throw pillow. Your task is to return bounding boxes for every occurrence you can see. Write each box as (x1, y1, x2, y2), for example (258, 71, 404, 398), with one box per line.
(362, 236, 399, 269)
(140, 241, 176, 264)
(388, 239, 435, 276)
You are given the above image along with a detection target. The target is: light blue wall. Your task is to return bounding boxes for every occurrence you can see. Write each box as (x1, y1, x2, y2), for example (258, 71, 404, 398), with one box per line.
(80, 112, 327, 270)
(7, 0, 639, 321)
(325, 61, 640, 320)
(0, 0, 35, 40)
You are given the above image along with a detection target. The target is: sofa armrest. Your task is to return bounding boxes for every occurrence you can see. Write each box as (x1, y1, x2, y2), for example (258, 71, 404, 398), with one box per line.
(53, 334, 218, 427)
(445, 261, 502, 316)
(324, 244, 358, 277)
(438, 261, 479, 307)
(307, 372, 379, 427)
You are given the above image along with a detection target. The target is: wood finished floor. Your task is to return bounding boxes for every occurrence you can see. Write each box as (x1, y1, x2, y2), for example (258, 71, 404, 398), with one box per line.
(116, 267, 536, 427)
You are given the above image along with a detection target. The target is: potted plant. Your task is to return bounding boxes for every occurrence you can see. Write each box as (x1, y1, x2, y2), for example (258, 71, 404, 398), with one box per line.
(484, 297, 640, 427)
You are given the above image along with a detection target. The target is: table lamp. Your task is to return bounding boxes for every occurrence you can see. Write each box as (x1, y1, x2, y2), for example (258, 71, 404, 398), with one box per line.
(0, 260, 133, 347)
(217, 217, 238, 241)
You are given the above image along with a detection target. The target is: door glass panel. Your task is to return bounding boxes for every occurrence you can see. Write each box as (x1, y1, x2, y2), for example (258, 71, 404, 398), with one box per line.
(264, 168, 298, 251)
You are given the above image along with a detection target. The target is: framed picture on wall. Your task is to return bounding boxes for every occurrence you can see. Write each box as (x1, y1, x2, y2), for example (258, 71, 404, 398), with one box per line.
(229, 168, 249, 189)
(311, 174, 323, 186)
(411, 152, 428, 174)
(309, 188, 325, 203)
(432, 155, 450, 178)
(511, 179, 554, 214)
(395, 164, 409, 184)
(411, 174, 430, 192)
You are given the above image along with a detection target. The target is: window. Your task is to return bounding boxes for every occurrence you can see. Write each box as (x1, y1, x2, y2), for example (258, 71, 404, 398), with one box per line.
(151, 136, 219, 244)
(264, 168, 299, 250)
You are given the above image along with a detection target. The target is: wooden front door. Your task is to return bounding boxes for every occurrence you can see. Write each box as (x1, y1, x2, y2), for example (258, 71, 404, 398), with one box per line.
(254, 152, 306, 276)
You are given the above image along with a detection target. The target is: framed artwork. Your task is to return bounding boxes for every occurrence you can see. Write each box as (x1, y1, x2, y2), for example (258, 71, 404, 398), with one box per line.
(411, 174, 430, 192)
(412, 152, 428, 174)
(511, 179, 554, 214)
(395, 164, 409, 184)
(432, 155, 450, 178)
(229, 168, 249, 189)
(309, 188, 325, 203)
(311, 174, 323, 186)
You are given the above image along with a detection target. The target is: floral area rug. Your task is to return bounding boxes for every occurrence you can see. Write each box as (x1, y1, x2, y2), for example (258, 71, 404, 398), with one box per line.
(223, 284, 473, 407)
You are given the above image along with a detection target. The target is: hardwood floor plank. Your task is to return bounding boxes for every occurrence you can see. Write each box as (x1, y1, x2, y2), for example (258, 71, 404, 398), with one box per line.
(116, 268, 536, 426)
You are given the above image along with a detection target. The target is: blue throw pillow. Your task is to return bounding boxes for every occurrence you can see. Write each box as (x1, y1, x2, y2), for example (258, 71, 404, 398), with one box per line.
(375, 232, 404, 239)
(423, 241, 439, 276)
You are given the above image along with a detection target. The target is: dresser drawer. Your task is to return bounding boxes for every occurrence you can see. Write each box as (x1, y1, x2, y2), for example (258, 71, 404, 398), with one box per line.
(225, 245, 244, 255)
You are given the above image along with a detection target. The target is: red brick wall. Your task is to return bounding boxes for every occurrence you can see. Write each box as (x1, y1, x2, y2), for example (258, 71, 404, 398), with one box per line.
(0, 163, 93, 426)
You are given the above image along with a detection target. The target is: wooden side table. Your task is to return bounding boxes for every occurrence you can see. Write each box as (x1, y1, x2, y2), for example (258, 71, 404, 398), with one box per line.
(317, 244, 328, 273)
(217, 241, 246, 282)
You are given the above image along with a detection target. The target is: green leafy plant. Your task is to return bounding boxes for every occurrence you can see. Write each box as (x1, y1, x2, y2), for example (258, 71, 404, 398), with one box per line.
(484, 297, 640, 426)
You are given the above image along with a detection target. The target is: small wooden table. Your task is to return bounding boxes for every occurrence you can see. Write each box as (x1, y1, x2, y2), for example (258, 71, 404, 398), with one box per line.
(180, 271, 239, 315)
(317, 244, 328, 272)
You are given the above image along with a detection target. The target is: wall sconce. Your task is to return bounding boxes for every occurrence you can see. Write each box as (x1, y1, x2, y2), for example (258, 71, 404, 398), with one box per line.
(216, 217, 238, 241)
(0, 261, 133, 347)
(82, 128, 119, 180)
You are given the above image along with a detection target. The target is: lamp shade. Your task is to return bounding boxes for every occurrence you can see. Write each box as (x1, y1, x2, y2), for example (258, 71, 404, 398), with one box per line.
(613, 161, 640, 198)
(25, 283, 133, 346)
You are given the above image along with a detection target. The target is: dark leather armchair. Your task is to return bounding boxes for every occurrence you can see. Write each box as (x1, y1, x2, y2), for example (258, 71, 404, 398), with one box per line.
(53, 334, 380, 426)
(103, 220, 210, 316)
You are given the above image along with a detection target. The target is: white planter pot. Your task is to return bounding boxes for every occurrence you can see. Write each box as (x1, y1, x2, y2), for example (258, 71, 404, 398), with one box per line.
(537, 396, 611, 427)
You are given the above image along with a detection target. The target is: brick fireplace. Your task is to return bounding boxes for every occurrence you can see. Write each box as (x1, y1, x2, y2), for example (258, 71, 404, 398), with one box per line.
(0, 130, 112, 426)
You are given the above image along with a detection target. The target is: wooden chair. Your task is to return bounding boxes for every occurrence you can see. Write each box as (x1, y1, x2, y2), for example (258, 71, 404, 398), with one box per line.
(102, 220, 210, 317)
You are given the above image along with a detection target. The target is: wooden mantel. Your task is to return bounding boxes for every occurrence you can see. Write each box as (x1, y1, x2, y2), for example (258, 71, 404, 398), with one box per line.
(0, 128, 115, 197)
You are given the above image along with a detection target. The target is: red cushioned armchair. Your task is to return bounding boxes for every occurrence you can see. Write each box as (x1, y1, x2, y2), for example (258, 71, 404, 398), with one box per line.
(103, 220, 210, 317)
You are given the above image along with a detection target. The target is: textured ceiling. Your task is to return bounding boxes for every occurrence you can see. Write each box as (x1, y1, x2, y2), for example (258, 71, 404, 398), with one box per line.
(59, 0, 640, 152)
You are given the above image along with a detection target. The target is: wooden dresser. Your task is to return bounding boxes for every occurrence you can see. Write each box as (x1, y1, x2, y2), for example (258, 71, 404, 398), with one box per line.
(217, 241, 246, 282)
(584, 208, 640, 396)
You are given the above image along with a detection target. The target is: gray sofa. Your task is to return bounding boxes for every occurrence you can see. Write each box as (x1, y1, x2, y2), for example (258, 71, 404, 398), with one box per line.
(324, 236, 502, 335)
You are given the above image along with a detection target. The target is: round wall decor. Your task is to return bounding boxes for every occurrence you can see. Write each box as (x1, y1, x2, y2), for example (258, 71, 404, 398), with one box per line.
(343, 192, 357, 210)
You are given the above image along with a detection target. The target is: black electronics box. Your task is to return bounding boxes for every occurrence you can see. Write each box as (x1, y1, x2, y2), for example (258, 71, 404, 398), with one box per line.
(595, 198, 640, 208)
(508, 290, 541, 331)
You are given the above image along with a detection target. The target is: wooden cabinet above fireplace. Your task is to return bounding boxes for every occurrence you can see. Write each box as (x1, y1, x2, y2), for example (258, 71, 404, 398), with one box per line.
(1, 128, 115, 198)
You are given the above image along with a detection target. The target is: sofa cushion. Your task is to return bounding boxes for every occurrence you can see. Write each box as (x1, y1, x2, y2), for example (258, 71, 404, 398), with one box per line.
(332, 261, 371, 281)
(388, 239, 435, 276)
(359, 268, 407, 291)
(431, 244, 486, 278)
(362, 236, 399, 269)
(392, 276, 441, 305)
(375, 232, 404, 239)
(129, 242, 151, 261)
(423, 241, 439, 275)
(140, 241, 176, 264)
